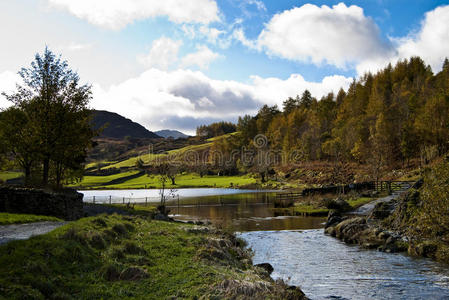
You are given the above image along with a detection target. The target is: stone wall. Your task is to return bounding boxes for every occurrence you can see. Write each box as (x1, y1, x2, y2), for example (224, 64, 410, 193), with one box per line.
(302, 182, 375, 196)
(0, 186, 83, 220)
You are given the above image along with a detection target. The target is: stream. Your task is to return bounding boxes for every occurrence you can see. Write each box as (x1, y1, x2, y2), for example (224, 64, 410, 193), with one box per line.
(81, 189, 449, 299)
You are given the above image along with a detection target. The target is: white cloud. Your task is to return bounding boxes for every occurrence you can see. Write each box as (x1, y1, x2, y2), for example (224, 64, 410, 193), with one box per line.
(47, 0, 220, 30)
(233, 28, 258, 49)
(91, 68, 352, 134)
(254, 3, 393, 69)
(65, 42, 92, 51)
(245, 0, 266, 12)
(356, 5, 449, 75)
(236, 3, 449, 75)
(0, 71, 21, 109)
(250, 74, 353, 106)
(138, 37, 182, 70)
(394, 5, 449, 73)
(181, 45, 222, 69)
(199, 26, 226, 44)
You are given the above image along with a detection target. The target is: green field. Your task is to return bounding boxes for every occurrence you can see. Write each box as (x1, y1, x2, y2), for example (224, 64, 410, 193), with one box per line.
(0, 171, 22, 182)
(73, 172, 257, 189)
(0, 214, 300, 299)
(98, 133, 237, 170)
(0, 213, 62, 225)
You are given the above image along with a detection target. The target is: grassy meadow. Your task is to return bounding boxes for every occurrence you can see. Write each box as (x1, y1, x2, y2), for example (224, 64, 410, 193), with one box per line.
(72, 172, 258, 189)
(0, 213, 303, 299)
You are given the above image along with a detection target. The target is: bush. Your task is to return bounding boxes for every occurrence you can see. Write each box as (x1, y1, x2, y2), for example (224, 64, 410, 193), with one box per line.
(89, 232, 106, 249)
(112, 224, 128, 236)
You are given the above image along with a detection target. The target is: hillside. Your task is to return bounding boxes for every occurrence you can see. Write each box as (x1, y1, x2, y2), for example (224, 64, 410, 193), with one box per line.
(154, 129, 189, 139)
(91, 110, 161, 139)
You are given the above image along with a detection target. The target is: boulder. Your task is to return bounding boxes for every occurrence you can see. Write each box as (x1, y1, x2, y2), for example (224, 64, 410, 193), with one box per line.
(325, 210, 342, 228)
(154, 213, 170, 221)
(255, 263, 274, 275)
(324, 198, 351, 212)
(369, 201, 395, 220)
(335, 217, 368, 242)
(324, 226, 336, 237)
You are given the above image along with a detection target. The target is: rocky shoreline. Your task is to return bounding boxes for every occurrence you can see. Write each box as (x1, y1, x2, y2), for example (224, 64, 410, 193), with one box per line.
(324, 209, 409, 253)
(323, 179, 449, 261)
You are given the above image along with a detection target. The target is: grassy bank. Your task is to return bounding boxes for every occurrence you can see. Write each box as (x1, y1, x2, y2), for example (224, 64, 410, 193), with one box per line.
(72, 172, 258, 189)
(0, 213, 62, 225)
(383, 161, 449, 263)
(274, 196, 375, 216)
(0, 214, 305, 299)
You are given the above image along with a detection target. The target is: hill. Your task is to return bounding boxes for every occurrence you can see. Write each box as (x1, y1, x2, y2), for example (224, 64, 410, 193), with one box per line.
(91, 110, 161, 139)
(155, 129, 189, 139)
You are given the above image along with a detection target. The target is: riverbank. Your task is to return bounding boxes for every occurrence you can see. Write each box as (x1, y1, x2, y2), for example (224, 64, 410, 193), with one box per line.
(325, 161, 449, 264)
(272, 195, 377, 216)
(0, 213, 307, 299)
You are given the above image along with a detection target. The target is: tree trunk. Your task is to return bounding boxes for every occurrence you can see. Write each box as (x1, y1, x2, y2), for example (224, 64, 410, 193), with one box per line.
(42, 157, 50, 186)
(171, 177, 176, 185)
(55, 164, 63, 190)
(24, 165, 31, 186)
(260, 172, 266, 183)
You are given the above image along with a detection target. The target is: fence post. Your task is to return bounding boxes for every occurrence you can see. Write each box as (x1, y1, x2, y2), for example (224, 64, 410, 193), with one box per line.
(93, 196, 95, 204)
(177, 195, 180, 215)
(123, 197, 125, 204)
(109, 195, 112, 205)
(145, 197, 148, 206)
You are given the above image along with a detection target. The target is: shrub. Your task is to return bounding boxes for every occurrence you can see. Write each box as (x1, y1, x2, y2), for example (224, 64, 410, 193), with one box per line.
(89, 232, 106, 249)
(123, 241, 146, 255)
(112, 224, 128, 236)
(91, 218, 107, 227)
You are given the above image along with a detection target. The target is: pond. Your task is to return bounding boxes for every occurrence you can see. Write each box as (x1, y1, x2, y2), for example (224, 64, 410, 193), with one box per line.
(80, 188, 449, 299)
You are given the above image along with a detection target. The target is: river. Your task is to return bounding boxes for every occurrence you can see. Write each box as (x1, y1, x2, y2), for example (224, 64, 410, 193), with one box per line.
(80, 189, 449, 299)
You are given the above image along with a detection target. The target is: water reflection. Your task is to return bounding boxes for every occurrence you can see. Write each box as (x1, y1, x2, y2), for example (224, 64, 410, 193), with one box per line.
(166, 192, 325, 231)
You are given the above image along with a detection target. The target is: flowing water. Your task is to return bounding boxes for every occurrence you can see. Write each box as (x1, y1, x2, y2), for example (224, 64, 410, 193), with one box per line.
(80, 189, 449, 299)
(240, 230, 449, 300)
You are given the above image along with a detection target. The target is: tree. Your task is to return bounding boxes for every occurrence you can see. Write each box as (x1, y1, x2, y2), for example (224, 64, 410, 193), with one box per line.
(0, 108, 39, 184)
(299, 90, 313, 109)
(2, 47, 94, 188)
(147, 162, 177, 215)
(282, 96, 299, 114)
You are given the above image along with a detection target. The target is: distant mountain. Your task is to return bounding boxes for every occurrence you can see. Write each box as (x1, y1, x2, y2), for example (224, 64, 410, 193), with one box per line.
(91, 110, 161, 139)
(155, 129, 189, 139)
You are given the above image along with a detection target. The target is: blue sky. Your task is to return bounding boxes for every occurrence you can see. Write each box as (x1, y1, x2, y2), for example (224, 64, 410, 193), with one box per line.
(1, 0, 449, 134)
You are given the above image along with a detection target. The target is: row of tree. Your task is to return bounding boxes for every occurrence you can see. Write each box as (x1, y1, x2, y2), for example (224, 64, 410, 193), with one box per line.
(0, 48, 95, 188)
(207, 57, 449, 181)
(196, 121, 237, 138)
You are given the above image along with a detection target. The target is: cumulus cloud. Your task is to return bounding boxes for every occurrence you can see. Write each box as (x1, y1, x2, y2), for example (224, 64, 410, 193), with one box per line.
(180, 45, 222, 69)
(47, 0, 220, 30)
(356, 5, 449, 75)
(393, 5, 449, 73)
(91, 68, 352, 134)
(255, 3, 393, 69)
(138, 37, 182, 70)
(236, 3, 449, 75)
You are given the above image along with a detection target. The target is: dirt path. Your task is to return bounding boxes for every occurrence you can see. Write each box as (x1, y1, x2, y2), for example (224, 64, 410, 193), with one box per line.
(0, 221, 66, 245)
(352, 183, 413, 215)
